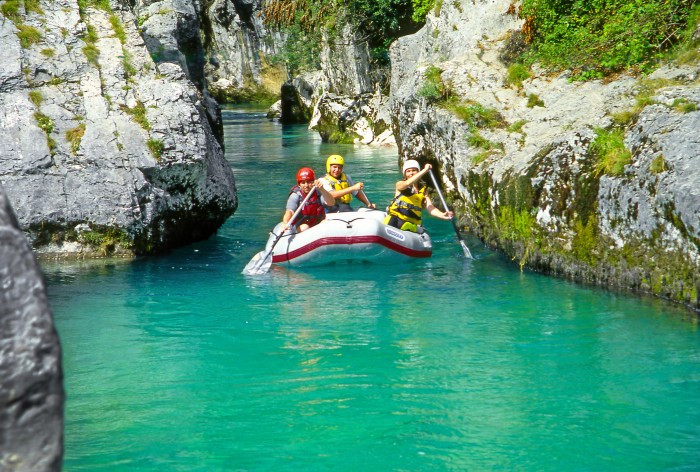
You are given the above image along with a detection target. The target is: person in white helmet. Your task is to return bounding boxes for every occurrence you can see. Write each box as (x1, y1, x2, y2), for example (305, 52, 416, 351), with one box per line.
(384, 159, 453, 232)
(319, 154, 375, 212)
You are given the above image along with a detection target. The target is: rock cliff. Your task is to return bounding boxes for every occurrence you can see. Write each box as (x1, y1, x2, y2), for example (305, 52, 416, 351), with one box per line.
(0, 190, 63, 472)
(0, 0, 237, 257)
(202, 0, 286, 102)
(390, 0, 699, 311)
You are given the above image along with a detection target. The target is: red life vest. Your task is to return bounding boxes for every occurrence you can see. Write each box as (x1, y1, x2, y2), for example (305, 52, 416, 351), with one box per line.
(289, 186, 325, 227)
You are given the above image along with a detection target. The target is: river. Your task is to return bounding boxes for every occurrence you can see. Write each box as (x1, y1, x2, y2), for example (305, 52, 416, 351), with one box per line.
(45, 105, 700, 471)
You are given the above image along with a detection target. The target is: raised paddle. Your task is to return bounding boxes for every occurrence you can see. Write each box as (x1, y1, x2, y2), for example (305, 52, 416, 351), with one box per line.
(429, 169, 473, 259)
(242, 187, 317, 275)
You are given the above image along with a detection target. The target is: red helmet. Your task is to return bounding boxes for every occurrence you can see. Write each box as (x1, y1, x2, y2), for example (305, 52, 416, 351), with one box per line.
(296, 167, 315, 183)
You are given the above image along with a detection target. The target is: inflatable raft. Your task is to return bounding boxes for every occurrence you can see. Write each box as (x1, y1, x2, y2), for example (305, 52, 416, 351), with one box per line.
(264, 208, 432, 267)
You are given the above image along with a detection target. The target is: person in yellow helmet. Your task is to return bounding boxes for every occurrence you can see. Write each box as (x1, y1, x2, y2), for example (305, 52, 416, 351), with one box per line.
(384, 159, 453, 232)
(319, 154, 375, 212)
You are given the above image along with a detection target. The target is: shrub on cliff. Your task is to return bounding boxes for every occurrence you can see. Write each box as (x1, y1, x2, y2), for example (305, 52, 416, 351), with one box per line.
(263, 0, 428, 74)
(520, 0, 699, 79)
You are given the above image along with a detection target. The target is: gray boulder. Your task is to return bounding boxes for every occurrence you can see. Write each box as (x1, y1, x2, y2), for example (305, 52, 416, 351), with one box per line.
(0, 0, 237, 257)
(0, 189, 63, 472)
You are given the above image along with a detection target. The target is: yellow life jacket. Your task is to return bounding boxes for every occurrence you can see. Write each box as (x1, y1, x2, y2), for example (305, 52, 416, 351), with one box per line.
(325, 173, 352, 204)
(387, 186, 425, 226)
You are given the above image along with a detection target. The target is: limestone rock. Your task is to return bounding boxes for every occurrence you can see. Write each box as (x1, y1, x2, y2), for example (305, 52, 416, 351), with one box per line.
(389, 0, 700, 310)
(0, 189, 64, 472)
(0, 0, 237, 257)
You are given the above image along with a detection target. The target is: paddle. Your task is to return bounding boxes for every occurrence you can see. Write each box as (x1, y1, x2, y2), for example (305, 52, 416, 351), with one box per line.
(360, 189, 374, 208)
(242, 187, 317, 275)
(429, 169, 473, 259)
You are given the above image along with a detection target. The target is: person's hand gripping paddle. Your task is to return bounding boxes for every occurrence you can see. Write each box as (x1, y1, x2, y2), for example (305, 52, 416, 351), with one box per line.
(429, 169, 473, 259)
(242, 188, 317, 275)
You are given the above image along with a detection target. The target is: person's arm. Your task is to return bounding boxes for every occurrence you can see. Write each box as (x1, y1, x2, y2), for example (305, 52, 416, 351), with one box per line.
(282, 209, 294, 225)
(282, 193, 300, 230)
(424, 195, 453, 220)
(315, 180, 335, 206)
(396, 163, 432, 191)
(328, 176, 363, 199)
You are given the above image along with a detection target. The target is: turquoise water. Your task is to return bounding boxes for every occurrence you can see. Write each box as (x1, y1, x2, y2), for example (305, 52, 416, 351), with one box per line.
(46, 106, 700, 471)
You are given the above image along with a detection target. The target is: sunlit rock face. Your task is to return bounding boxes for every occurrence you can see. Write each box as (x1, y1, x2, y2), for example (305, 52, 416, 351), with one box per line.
(389, 0, 699, 310)
(0, 0, 237, 258)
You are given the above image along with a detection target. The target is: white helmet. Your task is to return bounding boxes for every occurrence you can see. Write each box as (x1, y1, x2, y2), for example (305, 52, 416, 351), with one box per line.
(402, 159, 420, 175)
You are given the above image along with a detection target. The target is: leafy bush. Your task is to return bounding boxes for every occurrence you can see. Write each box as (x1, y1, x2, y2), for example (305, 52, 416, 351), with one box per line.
(417, 65, 447, 102)
(520, 0, 698, 79)
(262, 0, 427, 74)
(411, 0, 435, 22)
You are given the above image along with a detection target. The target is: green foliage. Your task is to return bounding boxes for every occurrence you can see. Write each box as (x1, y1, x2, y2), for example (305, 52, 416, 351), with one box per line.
(34, 111, 54, 134)
(81, 23, 100, 66)
(671, 98, 697, 113)
(520, 0, 698, 79)
(526, 93, 544, 108)
(271, 25, 322, 76)
(650, 154, 666, 174)
(411, 0, 434, 22)
(120, 102, 150, 131)
(28, 90, 43, 107)
(469, 131, 504, 165)
(109, 14, 126, 44)
(66, 123, 86, 154)
(505, 63, 531, 88)
(590, 128, 632, 176)
(78, 227, 133, 255)
(1, 0, 21, 22)
(24, 0, 42, 14)
(82, 43, 100, 65)
(572, 214, 599, 265)
(468, 131, 504, 151)
(263, 0, 425, 73)
(84, 23, 99, 44)
(122, 50, 137, 80)
(17, 24, 42, 48)
(611, 78, 679, 126)
(499, 206, 536, 241)
(40, 48, 55, 57)
(417, 65, 447, 102)
(34, 111, 56, 153)
(77, 0, 111, 14)
(147, 138, 165, 160)
(507, 120, 527, 133)
(446, 99, 506, 130)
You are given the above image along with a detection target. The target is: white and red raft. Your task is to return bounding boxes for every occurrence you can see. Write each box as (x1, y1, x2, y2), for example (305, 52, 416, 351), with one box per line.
(265, 208, 433, 267)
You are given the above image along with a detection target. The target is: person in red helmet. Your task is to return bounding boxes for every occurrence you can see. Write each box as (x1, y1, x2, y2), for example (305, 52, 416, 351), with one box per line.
(282, 167, 335, 232)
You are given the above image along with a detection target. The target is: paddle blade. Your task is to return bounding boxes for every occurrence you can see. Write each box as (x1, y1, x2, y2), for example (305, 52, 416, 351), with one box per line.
(459, 240, 473, 259)
(241, 249, 273, 275)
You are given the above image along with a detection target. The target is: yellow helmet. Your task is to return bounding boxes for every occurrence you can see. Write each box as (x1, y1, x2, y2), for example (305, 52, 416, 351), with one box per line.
(326, 154, 345, 172)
